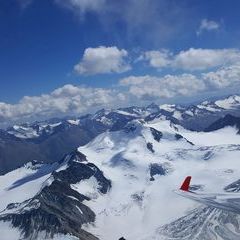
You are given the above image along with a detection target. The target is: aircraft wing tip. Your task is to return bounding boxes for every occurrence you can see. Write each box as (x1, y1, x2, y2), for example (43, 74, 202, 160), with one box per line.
(180, 176, 192, 192)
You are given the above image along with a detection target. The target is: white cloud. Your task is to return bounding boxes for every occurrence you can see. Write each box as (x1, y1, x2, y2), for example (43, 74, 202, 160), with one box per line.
(74, 46, 131, 75)
(140, 50, 172, 68)
(120, 74, 206, 99)
(1, 62, 240, 126)
(203, 63, 240, 89)
(197, 19, 220, 35)
(0, 74, 206, 126)
(119, 61, 240, 100)
(141, 48, 240, 71)
(2, 46, 240, 126)
(173, 48, 240, 71)
(0, 85, 127, 126)
(0, 75, 207, 126)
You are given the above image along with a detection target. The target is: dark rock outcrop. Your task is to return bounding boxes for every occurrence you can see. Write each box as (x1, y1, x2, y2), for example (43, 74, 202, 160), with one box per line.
(150, 128, 163, 142)
(147, 142, 154, 153)
(0, 151, 111, 240)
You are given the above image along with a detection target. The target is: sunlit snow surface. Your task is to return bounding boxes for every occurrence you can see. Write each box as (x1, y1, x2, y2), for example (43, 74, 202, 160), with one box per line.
(0, 221, 78, 240)
(1, 119, 240, 240)
(0, 160, 68, 212)
(179, 126, 240, 146)
(76, 120, 240, 239)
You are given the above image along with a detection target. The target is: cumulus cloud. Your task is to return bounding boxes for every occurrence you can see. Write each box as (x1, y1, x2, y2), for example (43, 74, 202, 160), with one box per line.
(2, 46, 240, 126)
(173, 48, 240, 71)
(119, 74, 206, 99)
(197, 19, 220, 35)
(119, 62, 240, 100)
(74, 46, 131, 75)
(203, 63, 240, 89)
(2, 62, 240, 126)
(0, 85, 127, 126)
(1, 74, 206, 126)
(141, 48, 240, 71)
(140, 50, 172, 68)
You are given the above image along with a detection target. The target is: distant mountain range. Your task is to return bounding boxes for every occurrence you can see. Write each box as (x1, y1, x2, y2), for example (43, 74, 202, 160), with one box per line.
(1, 94, 240, 175)
(5, 95, 240, 140)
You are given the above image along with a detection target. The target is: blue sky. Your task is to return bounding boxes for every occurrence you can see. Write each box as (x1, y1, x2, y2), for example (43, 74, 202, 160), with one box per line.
(0, 0, 240, 125)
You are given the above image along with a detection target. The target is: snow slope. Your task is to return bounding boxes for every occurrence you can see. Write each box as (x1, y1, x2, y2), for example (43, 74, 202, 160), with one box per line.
(177, 126, 240, 146)
(75, 120, 240, 239)
(0, 162, 53, 212)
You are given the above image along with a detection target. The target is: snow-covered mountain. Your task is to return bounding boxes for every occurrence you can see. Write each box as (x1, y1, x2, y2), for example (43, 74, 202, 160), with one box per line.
(0, 151, 110, 240)
(0, 121, 98, 175)
(7, 94, 240, 141)
(147, 95, 240, 130)
(1, 113, 240, 239)
(5, 103, 161, 141)
(0, 104, 161, 174)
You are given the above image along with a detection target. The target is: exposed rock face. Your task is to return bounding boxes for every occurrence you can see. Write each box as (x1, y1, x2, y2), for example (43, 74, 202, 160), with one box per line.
(147, 142, 155, 153)
(150, 128, 163, 142)
(0, 151, 111, 240)
(174, 133, 194, 145)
